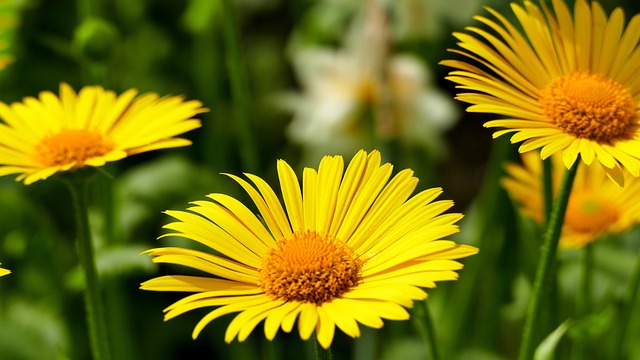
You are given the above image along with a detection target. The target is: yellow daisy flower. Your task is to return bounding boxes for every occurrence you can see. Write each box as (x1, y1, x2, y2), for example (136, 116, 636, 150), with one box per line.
(441, 0, 640, 185)
(141, 150, 477, 348)
(502, 152, 640, 248)
(0, 83, 207, 184)
(0, 263, 9, 277)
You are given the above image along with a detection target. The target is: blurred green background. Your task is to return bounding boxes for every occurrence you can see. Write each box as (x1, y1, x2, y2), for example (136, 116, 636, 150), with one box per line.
(1, 0, 640, 359)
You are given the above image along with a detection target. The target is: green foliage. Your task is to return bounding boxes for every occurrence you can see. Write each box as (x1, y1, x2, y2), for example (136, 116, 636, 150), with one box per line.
(73, 17, 119, 63)
(534, 320, 572, 360)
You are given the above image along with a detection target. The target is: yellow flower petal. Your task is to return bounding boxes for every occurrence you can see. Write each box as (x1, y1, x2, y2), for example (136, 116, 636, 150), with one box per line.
(0, 264, 9, 277)
(315, 306, 335, 349)
(323, 301, 360, 338)
(298, 303, 318, 340)
(263, 302, 300, 340)
(278, 159, 304, 232)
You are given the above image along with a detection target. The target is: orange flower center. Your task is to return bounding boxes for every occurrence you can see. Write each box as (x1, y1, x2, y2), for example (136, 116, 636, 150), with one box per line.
(564, 192, 619, 235)
(259, 230, 363, 304)
(34, 129, 114, 167)
(539, 71, 636, 142)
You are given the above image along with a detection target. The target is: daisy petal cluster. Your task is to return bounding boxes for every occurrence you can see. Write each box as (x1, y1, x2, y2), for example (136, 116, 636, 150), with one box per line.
(0, 83, 207, 184)
(141, 150, 477, 348)
(441, 0, 640, 185)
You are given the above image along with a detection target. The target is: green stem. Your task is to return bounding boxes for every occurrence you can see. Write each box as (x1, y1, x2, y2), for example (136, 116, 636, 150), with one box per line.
(573, 242, 593, 359)
(518, 161, 578, 360)
(313, 333, 332, 360)
(191, 20, 229, 172)
(76, 0, 100, 19)
(541, 157, 559, 345)
(542, 158, 553, 225)
(262, 335, 280, 360)
(64, 178, 111, 360)
(220, 0, 259, 173)
(414, 300, 441, 360)
(612, 249, 640, 359)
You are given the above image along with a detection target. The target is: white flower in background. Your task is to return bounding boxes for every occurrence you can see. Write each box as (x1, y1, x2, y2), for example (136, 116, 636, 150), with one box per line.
(386, 54, 458, 150)
(284, 46, 375, 155)
(280, 0, 458, 160)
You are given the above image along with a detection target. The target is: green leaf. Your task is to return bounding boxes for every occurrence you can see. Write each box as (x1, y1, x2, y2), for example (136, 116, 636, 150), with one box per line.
(568, 304, 616, 340)
(534, 319, 573, 360)
(65, 244, 156, 291)
(0, 300, 70, 360)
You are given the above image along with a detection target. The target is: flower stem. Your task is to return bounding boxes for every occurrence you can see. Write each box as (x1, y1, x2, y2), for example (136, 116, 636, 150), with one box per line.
(76, 0, 100, 19)
(540, 158, 560, 341)
(414, 300, 441, 360)
(573, 242, 593, 359)
(518, 161, 578, 360)
(612, 249, 640, 359)
(64, 178, 111, 360)
(313, 334, 332, 360)
(542, 158, 553, 225)
(220, 0, 259, 173)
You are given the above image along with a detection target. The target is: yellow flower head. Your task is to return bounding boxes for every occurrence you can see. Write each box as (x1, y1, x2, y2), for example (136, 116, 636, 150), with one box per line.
(0, 83, 207, 184)
(441, 0, 640, 185)
(141, 150, 477, 348)
(502, 152, 640, 248)
(0, 263, 9, 277)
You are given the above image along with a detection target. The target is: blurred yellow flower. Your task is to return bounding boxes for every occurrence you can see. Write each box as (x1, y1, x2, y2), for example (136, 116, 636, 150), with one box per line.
(442, 0, 640, 185)
(0, 263, 9, 277)
(141, 150, 477, 348)
(502, 152, 640, 248)
(0, 83, 206, 184)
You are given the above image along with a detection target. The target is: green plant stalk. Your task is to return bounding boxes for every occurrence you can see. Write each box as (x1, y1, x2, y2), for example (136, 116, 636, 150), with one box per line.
(65, 179, 111, 360)
(414, 300, 441, 360)
(518, 161, 578, 360)
(612, 249, 640, 359)
(262, 334, 281, 360)
(541, 157, 560, 348)
(573, 242, 593, 360)
(542, 158, 553, 225)
(191, 22, 229, 173)
(76, 0, 100, 19)
(220, 0, 259, 173)
(313, 333, 333, 360)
